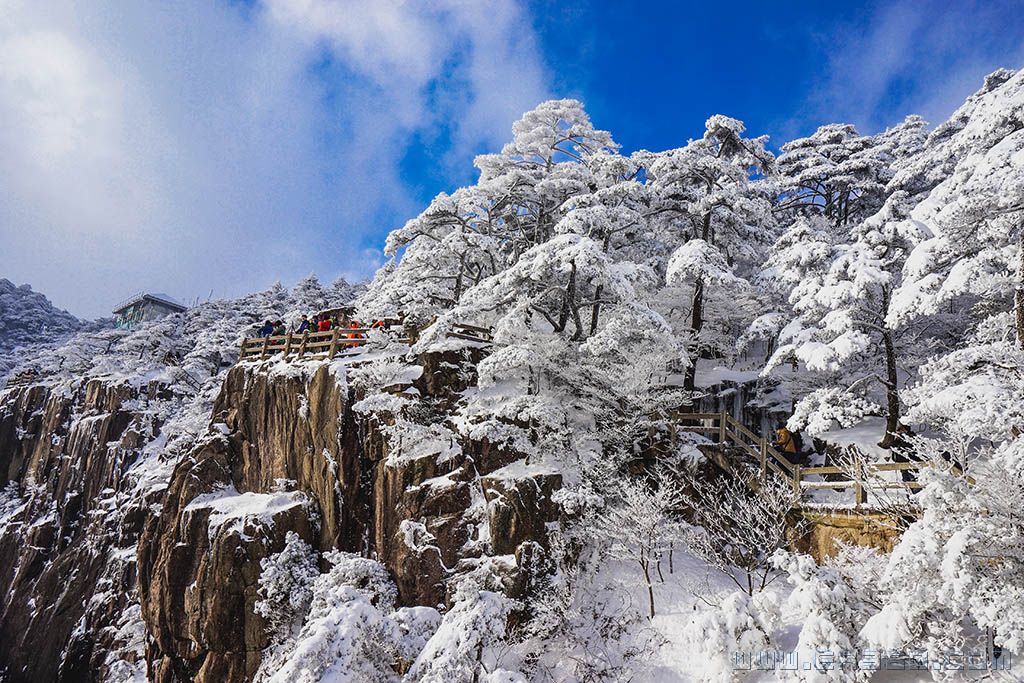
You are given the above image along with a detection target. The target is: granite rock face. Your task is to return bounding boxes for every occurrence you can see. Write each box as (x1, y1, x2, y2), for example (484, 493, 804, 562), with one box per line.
(0, 379, 162, 682)
(137, 356, 562, 682)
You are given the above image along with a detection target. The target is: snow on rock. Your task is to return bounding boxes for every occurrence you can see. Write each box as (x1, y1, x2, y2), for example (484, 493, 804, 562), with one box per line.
(815, 417, 891, 461)
(186, 486, 313, 540)
(0, 278, 102, 382)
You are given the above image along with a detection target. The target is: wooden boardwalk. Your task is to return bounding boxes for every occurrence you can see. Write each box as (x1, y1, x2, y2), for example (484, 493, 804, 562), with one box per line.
(2, 369, 38, 389)
(237, 321, 494, 362)
(239, 327, 404, 361)
(674, 412, 938, 508)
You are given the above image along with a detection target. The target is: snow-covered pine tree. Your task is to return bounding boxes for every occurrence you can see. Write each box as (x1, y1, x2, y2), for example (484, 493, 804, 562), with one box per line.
(764, 116, 932, 444)
(358, 99, 618, 327)
(385, 101, 686, 472)
(887, 69, 1024, 344)
(852, 70, 1024, 677)
(774, 117, 926, 230)
(647, 115, 776, 389)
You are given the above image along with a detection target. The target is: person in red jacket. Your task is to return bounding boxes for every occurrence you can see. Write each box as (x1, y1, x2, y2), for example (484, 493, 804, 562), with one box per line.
(318, 315, 332, 332)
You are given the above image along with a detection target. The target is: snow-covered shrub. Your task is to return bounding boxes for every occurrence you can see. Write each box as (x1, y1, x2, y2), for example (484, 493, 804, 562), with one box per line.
(519, 535, 657, 683)
(255, 532, 319, 643)
(772, 550, 872, 682)
(860, 458, 1024, 677)
(407, 585, 521, 683)
(593, 470, 683, 618)
(259, 551, 413, 683)
(679, 590, 776, 683)
(392, 607, 443, 667)
(348, 356, 422, 407)
(679, 471, 796, 595)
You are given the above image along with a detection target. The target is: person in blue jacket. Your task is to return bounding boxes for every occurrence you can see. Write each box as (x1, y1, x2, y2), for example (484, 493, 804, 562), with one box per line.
(257, 320, 274, 337)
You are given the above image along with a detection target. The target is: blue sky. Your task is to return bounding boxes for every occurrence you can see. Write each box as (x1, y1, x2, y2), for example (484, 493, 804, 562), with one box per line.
(1, 0, 1022, 318)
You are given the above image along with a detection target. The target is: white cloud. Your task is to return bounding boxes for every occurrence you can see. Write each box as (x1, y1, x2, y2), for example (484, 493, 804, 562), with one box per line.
(0, 0, 549, 317)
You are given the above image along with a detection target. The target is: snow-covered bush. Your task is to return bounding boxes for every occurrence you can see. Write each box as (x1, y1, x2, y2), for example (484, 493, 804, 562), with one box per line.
(772, 550, 873, 682)
(407, 586, 521, 683)
(679, 471, 796, 595)
(519, 534, 658, 683)
(860, 460, 1024, 677)
(679, 590, 776, 683)
(594, 470, 683, 618)
(259, 551, 418, 683)
(255, 532, 319, 644)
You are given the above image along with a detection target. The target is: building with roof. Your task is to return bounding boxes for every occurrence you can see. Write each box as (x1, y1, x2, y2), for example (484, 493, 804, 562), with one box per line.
(113, 292, 187, 330)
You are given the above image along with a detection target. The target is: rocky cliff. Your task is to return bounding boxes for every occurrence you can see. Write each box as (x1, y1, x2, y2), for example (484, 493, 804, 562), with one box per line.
(0, 345, 563, 682)
(0, 278, 378, 682)
(0, 378, 166, 682)
(137, 352, 562, 682)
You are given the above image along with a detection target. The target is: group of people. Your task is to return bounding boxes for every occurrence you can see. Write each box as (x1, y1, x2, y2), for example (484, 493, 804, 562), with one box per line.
(256, 314, 340, 337)
(256, 314, 385, 339)
(296, 313, 338, 333)
(256, 320, 287, 337)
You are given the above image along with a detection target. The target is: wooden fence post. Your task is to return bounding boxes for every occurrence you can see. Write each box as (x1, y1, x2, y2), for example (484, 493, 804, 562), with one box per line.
(239, 337, 247, 361)
(792, 464, 801, 495)
(260, 336, 270, 360)
(854, 460, 866, 507)
(298, 330, 308, 358)
(328, 328, 340, 359)
(283, 332, 293, 358)
(718, 411, 728, 444)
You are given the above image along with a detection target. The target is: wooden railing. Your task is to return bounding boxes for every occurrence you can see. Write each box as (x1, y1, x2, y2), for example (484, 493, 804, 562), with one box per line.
(238, 326, 409, 362)
(237, 319, 495, 364)
(3, 370, 38, 389)
(673, 411, 943, 508)
(674, 411, 792, 479)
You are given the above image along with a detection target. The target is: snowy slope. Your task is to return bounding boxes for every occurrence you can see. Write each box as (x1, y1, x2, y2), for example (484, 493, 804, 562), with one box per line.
(0, 278, 102, 382)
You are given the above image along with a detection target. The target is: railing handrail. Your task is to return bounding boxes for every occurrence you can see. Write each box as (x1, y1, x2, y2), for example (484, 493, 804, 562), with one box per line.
(236, 318, 501, 364)
(236, 318, 422, 364)
(672, 409, 963, 509)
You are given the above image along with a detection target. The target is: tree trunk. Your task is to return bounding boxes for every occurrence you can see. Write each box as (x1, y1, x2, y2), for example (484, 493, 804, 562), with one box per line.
(879, 326, 902, 448)
(684, 278, 704, 391)
(453, 257, 466, 301)
(590, 236, 611, 335)
(685, 211, 714, 390)
(557, 261, 577, 332)
(642, 559, 655, 618)
(590, 283, 603, 335)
